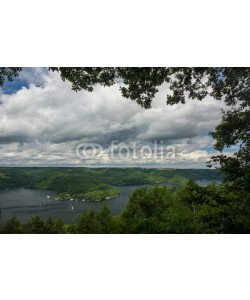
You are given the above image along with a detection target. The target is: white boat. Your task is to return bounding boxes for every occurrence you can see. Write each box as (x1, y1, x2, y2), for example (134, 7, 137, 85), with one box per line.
(46, 195, 50, 199)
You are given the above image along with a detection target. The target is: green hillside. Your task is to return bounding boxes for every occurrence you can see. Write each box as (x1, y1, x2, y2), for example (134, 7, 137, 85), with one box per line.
(0, 167, 222, 201)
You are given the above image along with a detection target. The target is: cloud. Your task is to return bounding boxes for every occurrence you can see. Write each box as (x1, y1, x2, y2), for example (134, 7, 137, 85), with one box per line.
(0, 67, 48, 95)
(0, 68, 228, 167)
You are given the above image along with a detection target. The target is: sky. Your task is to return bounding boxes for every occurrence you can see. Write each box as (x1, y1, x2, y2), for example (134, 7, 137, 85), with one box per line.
(0, 67, 231, 168)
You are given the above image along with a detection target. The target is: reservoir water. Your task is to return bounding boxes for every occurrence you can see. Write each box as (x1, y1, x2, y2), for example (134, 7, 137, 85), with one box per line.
(0, 184, 163, 225)
(0, 181, 220, 225)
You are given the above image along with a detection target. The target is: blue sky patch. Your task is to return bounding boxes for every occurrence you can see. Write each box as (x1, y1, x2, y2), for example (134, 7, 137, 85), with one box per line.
(1, 75, 29, 94)
(1, 67, 48, 95)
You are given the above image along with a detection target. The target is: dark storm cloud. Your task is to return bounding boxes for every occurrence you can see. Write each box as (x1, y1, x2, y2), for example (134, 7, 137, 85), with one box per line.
(0, 135, 32, 144)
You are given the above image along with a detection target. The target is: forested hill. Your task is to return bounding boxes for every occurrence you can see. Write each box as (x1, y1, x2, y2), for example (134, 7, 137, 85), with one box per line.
(0, 167, 222, 192)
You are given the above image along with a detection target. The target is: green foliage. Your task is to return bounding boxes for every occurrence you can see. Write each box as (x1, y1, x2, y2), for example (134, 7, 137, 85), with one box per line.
(75, 204, 116, 234)
(195, 186, 250, 233)
(0, 67, 22, 86)
(2, 215, 22, 234)
(56, 186, 119, 201)
(121, 186, 172, 233)
(47, 67, 250, 108)
(76, 209, 101, 234)
(22, 216, 46, 234)
(120, 180, 250, 234)
(2, 215, 66, 234)
(0, 167, 221, 191)
(53, 218, 65, 233)
(168, 175, 188, 185)
(96, 204, 115, 233)
(208, 107, 250, 192)
(0, 168, 34, 189)
(44, 216, 65, 233)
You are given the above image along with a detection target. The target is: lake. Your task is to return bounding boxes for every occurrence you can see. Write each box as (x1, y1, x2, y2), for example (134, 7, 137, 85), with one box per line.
(0, 184, 162, 225)
(0, 180, 220, 225)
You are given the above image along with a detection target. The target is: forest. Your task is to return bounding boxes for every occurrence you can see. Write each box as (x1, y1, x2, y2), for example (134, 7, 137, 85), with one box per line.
(0, 167, 221, 200)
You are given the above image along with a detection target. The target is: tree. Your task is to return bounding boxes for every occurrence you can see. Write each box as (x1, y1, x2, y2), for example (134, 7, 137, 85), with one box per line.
(54, 218, 65, 233)
(195, 184, 250, 233)
(0, 67, 22, 86)
(44, 215, 55, 233)
(97, 204, 114, 233)
(23, 215, 46, 234)
(76, 209, 101, 233)
(208, 107, 250, 192)
(44, 216, 65, 233)
(121, 186, 172, 233)
(2, 214, 22, 234)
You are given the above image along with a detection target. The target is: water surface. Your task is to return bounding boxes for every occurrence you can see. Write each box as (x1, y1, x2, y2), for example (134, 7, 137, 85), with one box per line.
(0, 185, 159, 225)
(0, 180, 220, 225)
